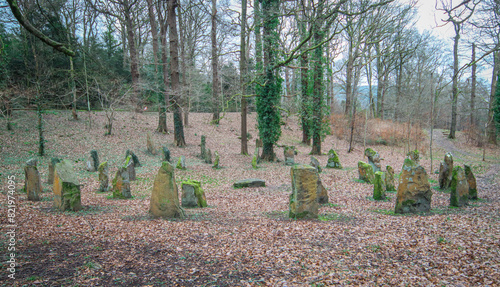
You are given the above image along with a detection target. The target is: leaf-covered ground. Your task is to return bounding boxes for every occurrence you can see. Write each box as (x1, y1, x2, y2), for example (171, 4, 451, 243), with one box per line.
(1, 111, 499, 286)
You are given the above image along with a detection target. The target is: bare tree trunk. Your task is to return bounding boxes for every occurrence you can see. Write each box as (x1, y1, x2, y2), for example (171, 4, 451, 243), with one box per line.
(178, 4, 189, 127)
(470, 43, 476, 127)
(240, 0, 248, 155)
(147, 0, 167, 133)
(449, 23, 460, 139)
(167, 0, 185, 146)
(487, 51, 499, 144)
(211, 0, 220, 124)
(123, 0, 140, 110)
(345, 40, 354, 116)
(70, 55, 78, 120)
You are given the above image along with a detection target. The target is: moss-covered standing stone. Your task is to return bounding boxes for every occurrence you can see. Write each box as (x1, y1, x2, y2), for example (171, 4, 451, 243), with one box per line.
(112, 167, 131, 199)
(450, 166, 469, 207)
(97, 161, 109, 192)
(289, 164, 319, 219)
(53, 159, 81, 211)
(317, 179, 329, 204)
(125, 150, 141, 167)
(439, 152, 453, 189)
(212, 151, 220, 169)
(326, 149, 342, 169)
(364, 148, 382, 172)
(147, 132, 157, 155)
(176, 156, 186, 170)
(373, 171, 386, 200)
(150, 162, 184, 218)
(385, 165, 396, 192)
(394, 158, 432, 214)
(181, 180, 207, 208)
(464, 165, 477, 200)
(310, 156, 321, 173)
(204, 148, 212, 164)
(200, 135, 206, 159)
(24, 158, 42, 201)
(407, 150, 420, 164)
(125, 155, 136, 181)
(162, 146, 171, 162)
(358, 161, 374, 183)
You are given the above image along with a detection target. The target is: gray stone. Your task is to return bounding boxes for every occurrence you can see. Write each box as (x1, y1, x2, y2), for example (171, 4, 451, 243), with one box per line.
(233, 178, 266, 188)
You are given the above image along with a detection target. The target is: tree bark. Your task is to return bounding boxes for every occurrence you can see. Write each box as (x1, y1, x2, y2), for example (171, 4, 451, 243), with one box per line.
(470, 43, 476, 127)
(487, 51, 499, 144)
(449, 23, 460, 139)
(240, 0, 248, 155)
(167, 0, 185, 146)
(123, 0, 141, 110)
(211, 0, 220, 124)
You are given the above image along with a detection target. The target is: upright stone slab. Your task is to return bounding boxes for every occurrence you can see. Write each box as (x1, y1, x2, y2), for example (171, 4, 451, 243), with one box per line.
(112, 167, 131, 199)
(181, 180, 207, 208)
(252, 147, 259, 169)
(289, 164, 319, 219)
(176, 156, 186, 170)
(162, 146, 171, 162)
(450, 166, 469, 207)
(256, 138, 263, 149)
(125, 155, 136, 181)
(358, 161, 374, 183)
(204, 148, 212, 164)
(317, 179, 329, 204)
(53, 159, 82, 211)
(364, 148, 381, 172)
(395, 159, 432, 214)
(326, 149, 342, 169)
(385, 165, 396, 192)
(439, 152, 453, 189)
(24, 158, 42, 201)
(284, 146, 296, 166)
(147, 133, 157, 155)
(464, 164, 477, 200)
(150, 162, 184, 218)
(200, 135, 206, 159)
(97, 161, 109, 192)
(310, 156, 321, 173)
(48, 158, 60, 184)
(373, 171, 386, 200)
(86, 150, 99, 172)
(212, 151, 220, 169)
(125, 150, 141, 167)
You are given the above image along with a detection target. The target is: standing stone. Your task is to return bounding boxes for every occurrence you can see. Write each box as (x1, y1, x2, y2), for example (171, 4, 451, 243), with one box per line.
(212, 151, 220, 169)
(125, 155, 136, 181)
(284, 146, 296, 166)
(385, 165, 396, 192)
(358, 161, 374, 183)
(439, 152, 453, 189)
(147, 133, 157, 155)
(317, 179, 329, 204)
(407, 150, 420, 164)
(464, 164, 477, 200)
(395, 158, 432, 214)
(112, 166, 131, 199)
(326, 149, 342, 169)
(150, 162, 184, 218)
(53, 160, 82, 211)
(310, 156, 322, 173)
(373, 171, 386, 200)
(200, 135, 206, 159)
(86, 150, 99, 172)
(176, 156, 186, 170)
(48, 158, 60, 185)
(252, 147, 259, 169)
(162, 146, 171, 162)
(450, 166, 469, 207)
(97, 161, 109, 192)
(24, 158, 42, 201)
(181, 180, 207, 208)
(125, 150, 141, 167)
(364, 148, 382, 172)
(256, 138, 263, 149)
(204, 148, 212, 164)
(289, 164, 319, 219)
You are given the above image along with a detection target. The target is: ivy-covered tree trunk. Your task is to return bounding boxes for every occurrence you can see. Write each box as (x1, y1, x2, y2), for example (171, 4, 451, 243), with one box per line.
(240, 0, 248, 155)
(256, 0, 281, 161)
(167, 0, 186, 146)
(487, 51, 499, 144)
(298, 6, 311, 145)
(310, 25, 324, 155)
(211, 0, 220, 124)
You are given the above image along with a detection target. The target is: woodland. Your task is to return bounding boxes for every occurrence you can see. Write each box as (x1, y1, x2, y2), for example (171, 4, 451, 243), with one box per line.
(0, 0, 500, 286)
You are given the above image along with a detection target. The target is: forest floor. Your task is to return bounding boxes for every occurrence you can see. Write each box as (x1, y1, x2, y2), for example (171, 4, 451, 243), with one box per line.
(0, 111, 499, 286)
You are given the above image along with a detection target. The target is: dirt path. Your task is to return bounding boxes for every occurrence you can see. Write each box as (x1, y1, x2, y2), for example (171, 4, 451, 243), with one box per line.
(431, 129, 473, 160)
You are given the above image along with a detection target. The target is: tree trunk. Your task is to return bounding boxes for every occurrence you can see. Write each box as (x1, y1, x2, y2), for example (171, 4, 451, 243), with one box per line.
(240, 0, 248, 155)
(70, 55, 78, 120)
(394, 55, 403, 122)
(345, 39, 354, 116)
(310, 24, 324, 155)
(178, 4, 189, 127)
(160, 20, 170, 121)
(298, 3, 310, 145)
(167, 0, 185, 146)
(211, 0, 220, 124)
(147, 0, 167, 133)
(124, 0, 141, 110)
(470, 43, 476, 127)
(449, 23, 460, 139)
(487, 51, 499, 144)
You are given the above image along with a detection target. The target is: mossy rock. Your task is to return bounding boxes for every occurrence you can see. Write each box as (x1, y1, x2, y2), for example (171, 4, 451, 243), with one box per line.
(181, 180, 207, 208)
(373, 171, 386, 200)
(385, 165, 396, 192)
(357, 161, 374, 183)
(450, 166, 469, 207)
(464, 164, 477, 200)
(326, 149, 342, 169)
(233, 178, 265, 188)
(289, 164, 319, 219)
(407, 150, 419, 163)
(176, 156, 186, 170)
(394, 161, 431, 214)
(53, 159, 82, 211)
